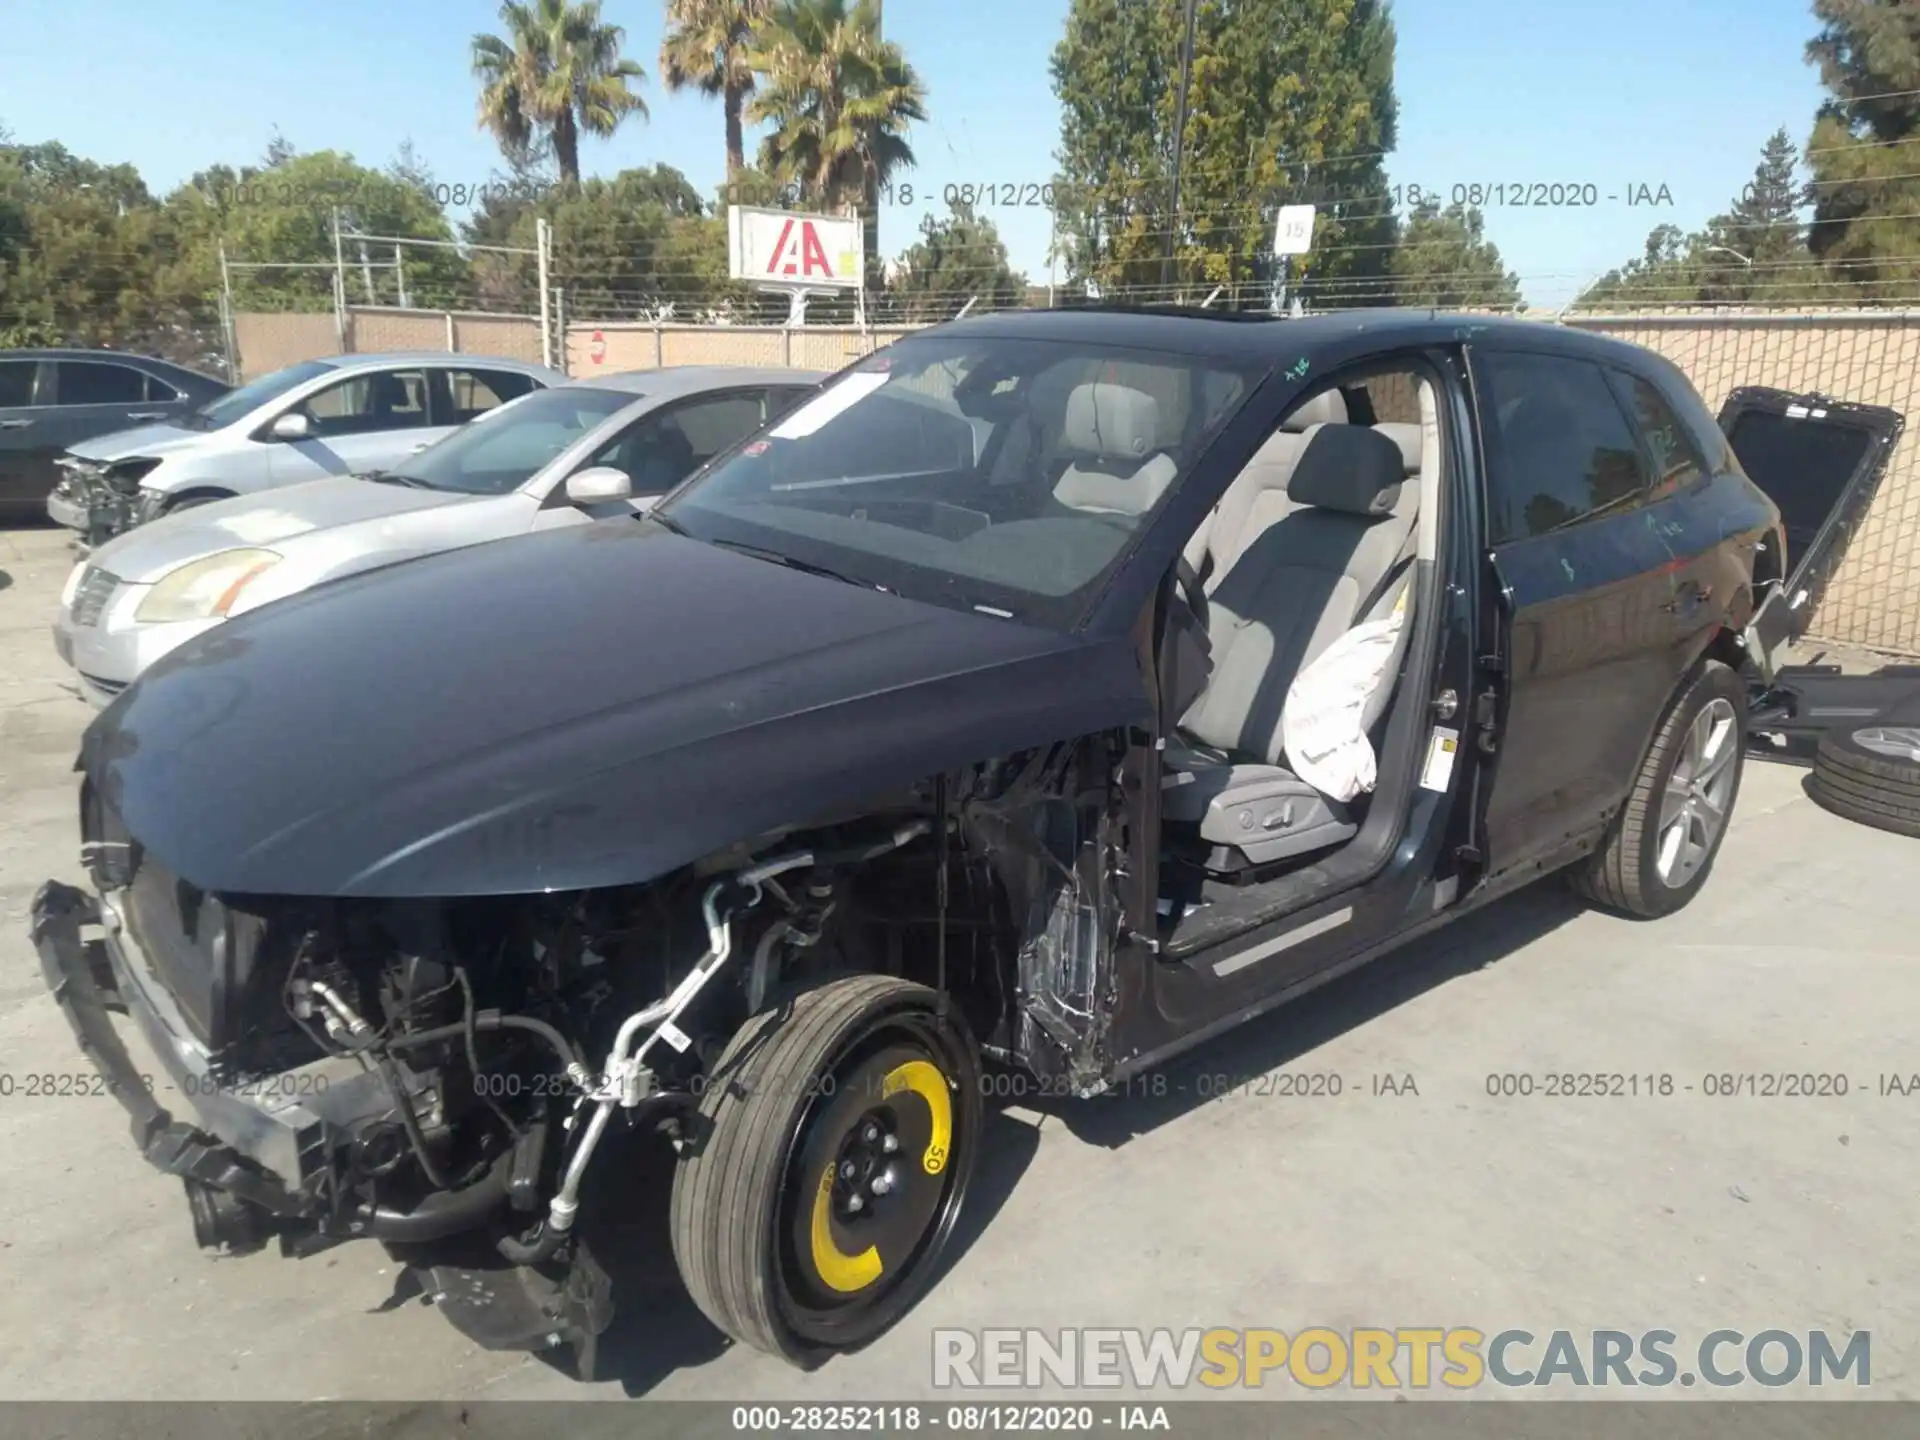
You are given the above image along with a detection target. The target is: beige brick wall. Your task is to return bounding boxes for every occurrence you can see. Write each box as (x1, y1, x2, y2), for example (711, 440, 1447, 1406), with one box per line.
(1571, 313, 1920, 655)
(563, 322, 918, 377)
(233, 312, 339, 378)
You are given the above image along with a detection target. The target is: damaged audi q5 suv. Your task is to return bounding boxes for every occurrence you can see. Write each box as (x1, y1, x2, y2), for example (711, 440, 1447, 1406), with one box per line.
(32, 307, 1791, 1378)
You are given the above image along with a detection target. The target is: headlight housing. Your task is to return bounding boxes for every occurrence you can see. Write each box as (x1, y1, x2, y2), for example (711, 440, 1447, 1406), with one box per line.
(135, 549, 282, 624)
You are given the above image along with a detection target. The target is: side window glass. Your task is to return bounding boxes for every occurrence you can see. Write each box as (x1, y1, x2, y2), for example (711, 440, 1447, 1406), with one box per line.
(591, 392, 768, 495)
(0, 361, 38, 408)
(1610, 369, 1708, 500)
(1476, 352, 1648, 543)
(56, 361, 146, 406)
(765, 386, 814, 422)
(445, 368, 536, 424)
(299, 369, 429, 437)
(144, 373, 185, 404)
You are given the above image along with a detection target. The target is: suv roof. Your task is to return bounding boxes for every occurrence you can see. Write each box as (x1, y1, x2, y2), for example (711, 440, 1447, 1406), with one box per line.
(319, 352, 560, 373)
(928, 305, 1663, 371)
(1, 347, 227, 384)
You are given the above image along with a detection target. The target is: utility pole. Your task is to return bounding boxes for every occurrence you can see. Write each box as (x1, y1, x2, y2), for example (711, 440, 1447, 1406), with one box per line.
(1161, 0, 1200, 294)
(536, 216, 554, 370)
(331, 207, 348, 345)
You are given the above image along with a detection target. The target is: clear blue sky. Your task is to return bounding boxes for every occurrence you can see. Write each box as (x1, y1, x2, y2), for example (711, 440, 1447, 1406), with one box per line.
(0, 0, 1829, 308)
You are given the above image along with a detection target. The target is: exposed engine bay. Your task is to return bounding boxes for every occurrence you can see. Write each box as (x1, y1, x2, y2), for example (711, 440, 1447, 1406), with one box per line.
(47, 734, 1130, 1364)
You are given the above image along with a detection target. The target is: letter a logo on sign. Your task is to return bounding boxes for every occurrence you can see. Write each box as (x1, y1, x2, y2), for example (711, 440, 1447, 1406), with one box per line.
(767, 217, 837, 280)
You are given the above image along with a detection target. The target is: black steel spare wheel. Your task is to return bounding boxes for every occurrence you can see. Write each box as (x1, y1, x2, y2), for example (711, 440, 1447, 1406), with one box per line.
(1808, 704, 1920, 837)
(669, 974, 982, 1366)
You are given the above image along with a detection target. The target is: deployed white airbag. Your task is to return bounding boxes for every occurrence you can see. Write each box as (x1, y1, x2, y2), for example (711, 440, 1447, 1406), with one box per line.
(1281, 593, 1407, 803)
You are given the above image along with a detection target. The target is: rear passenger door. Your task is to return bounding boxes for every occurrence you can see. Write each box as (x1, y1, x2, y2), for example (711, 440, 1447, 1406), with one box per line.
(1471, 347, 1688, 873)
(43, 358, 172, 470)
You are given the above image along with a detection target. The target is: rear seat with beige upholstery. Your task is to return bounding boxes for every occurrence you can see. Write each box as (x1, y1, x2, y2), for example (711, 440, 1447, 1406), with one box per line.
(1161, 408, 1421, 869)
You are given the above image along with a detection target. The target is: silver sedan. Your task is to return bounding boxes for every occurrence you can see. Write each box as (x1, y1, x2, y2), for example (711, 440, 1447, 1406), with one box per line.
(51, 365, 824, 705)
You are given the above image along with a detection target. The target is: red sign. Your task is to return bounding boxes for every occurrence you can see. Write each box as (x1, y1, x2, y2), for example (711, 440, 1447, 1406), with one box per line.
(588, 330, 607, 365)
(766, 217, 839, 280)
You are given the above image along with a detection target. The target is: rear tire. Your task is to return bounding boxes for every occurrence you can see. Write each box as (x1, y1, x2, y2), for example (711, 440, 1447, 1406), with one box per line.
(669, 974, 982, 1367)
(1571, 659, 1746, 918)
(1808, 717, 1920, 837)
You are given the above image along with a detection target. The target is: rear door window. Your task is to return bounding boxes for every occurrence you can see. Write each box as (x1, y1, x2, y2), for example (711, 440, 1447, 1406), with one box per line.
(441, 367, 539, 425)
(1474, 351, 1649, 543)
(0, 360, 38, 408)
(1608, 369, 1708, 500)
(55, 360, 147, 406)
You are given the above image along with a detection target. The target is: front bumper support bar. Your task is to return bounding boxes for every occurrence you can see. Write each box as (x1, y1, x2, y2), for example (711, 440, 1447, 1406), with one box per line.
(29, 880, 313, 1218)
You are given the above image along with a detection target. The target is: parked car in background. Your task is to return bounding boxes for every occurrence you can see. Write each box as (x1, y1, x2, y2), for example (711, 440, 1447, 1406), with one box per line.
(51, 366, 824, 705)
(0, 349, 230, 524)
(31, 308, 1797, 1377)
(46, 351, 564, 543)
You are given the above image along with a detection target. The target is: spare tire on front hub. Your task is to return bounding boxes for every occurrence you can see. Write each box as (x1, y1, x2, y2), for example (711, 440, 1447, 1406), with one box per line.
(669, 974, 983, 1366)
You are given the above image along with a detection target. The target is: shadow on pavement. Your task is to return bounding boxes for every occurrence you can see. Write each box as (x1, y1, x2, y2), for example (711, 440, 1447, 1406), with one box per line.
(1041, 880, 1590, 1149)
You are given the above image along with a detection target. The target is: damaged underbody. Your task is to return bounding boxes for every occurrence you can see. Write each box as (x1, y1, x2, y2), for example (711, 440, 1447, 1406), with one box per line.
(34, 734, 1132, 1366)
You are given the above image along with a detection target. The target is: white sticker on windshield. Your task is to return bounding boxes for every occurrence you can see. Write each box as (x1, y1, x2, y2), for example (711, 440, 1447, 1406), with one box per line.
(769, 370, 892, 439)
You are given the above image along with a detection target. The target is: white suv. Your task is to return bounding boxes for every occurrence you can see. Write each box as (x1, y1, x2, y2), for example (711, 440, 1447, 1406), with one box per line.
(48, 351, 565, 542)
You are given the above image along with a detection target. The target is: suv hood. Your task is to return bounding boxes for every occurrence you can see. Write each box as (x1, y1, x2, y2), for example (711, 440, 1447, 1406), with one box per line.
(82, 521, 1149, 899)
(67, 421, 213, 465)
(86, 476, 468, 584)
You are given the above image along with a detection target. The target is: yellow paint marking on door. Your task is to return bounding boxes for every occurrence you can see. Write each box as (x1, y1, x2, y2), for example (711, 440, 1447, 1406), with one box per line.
(881, 1059, 953, 1175)
(809, 1167, 883, 1293)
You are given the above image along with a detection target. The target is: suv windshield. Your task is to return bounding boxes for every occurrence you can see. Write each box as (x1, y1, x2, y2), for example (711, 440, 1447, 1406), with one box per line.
(653, 335, 1258, 628)
(380, 385, 638, 494)
(189, 359, 335, 430)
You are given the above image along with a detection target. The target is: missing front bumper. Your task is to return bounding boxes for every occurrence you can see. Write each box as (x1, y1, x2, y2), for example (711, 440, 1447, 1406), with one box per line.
(29, 880, 312, 1219)
(28, 879, 513, 1249)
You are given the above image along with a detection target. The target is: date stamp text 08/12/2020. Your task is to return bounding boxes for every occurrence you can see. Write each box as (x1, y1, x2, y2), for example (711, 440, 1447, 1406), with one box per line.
(876, 181, 1677, 210)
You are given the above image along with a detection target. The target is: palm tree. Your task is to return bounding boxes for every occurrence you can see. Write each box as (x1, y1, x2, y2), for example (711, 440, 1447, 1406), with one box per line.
(472, 0, 648, 185)
(747, 0, 925, 290)
(660, 0, 774, 182)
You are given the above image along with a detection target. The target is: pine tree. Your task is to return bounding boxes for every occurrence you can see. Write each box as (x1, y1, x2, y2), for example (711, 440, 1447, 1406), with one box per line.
(1804, 0, 1920, 298)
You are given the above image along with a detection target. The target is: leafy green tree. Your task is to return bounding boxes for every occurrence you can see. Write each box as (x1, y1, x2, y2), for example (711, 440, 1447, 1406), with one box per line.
(165, 147, 469, 312)
(885, 201, 1029, 320)
(472, 0, 649, 184)
(748, 0, 926, 293)
(1803, 0, 1920, 299)
(476, 166, 747, 319)
(1576, 132, 1836, 310)
(0, 137, 210, 357)
(1389, 200, 1519, 309)
(661, 0, 775, 179)
(1050, 0, 1400, 307)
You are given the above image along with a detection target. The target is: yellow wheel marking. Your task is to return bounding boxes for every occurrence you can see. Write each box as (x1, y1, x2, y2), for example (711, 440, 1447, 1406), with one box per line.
(880, 1059, 953, 1175)
(809, 1166, 883, 1293)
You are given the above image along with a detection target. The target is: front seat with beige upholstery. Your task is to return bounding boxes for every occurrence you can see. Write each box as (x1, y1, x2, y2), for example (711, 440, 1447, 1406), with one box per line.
(1161, 419, 1418, 868)
(1051, 382, 1178, 518)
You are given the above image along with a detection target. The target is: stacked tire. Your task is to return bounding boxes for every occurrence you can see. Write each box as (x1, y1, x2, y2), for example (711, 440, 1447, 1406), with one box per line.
(1808, 701, 1920, 837)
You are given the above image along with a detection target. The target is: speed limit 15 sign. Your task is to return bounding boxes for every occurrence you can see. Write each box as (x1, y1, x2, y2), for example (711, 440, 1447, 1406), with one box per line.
(1274, 204, 1316, 256)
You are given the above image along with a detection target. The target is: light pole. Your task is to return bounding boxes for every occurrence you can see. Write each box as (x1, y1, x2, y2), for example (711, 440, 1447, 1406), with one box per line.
(1160, 0, 1200, 293)
(1705, 245, 1753, 267)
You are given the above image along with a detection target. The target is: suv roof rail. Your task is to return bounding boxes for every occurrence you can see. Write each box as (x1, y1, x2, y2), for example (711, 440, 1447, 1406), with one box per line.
(1045, 300, 1285, 322)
